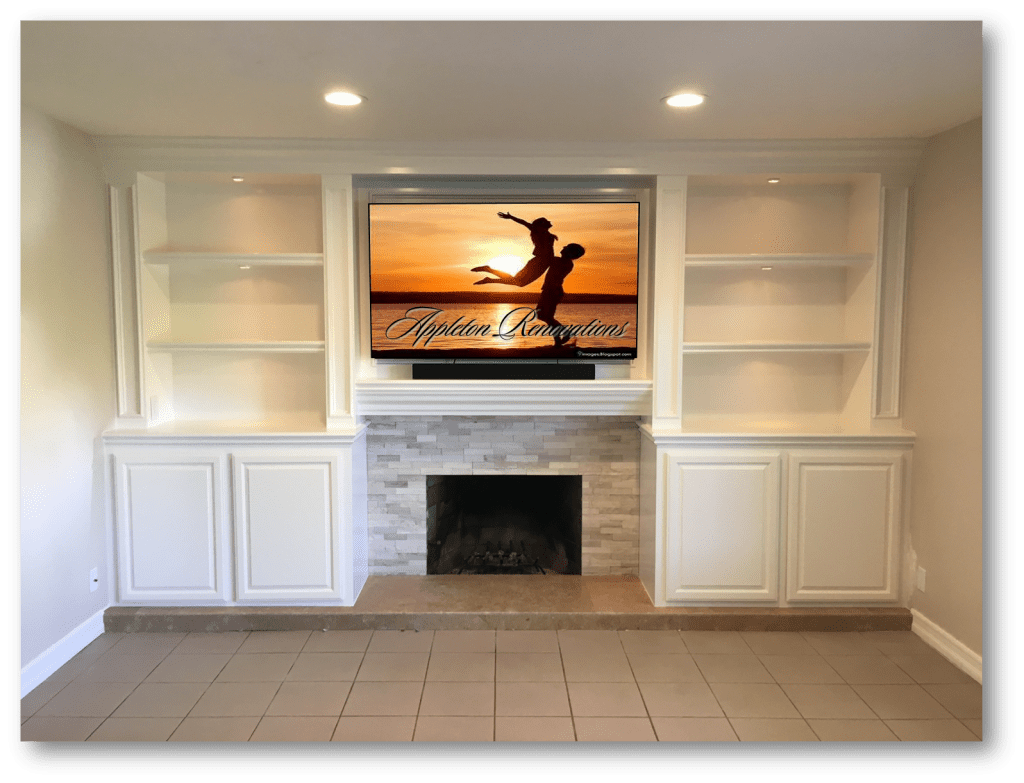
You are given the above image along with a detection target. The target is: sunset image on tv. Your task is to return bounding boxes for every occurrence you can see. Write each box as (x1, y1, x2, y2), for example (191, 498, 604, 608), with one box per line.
(369, 202, 640, 359)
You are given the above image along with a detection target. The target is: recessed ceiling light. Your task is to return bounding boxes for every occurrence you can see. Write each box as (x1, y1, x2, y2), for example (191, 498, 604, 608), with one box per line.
(232, 176, 245, 182)
(767, 178, 781, 184)
(664, 92, 705, 108)
(324, 91, 363, 106)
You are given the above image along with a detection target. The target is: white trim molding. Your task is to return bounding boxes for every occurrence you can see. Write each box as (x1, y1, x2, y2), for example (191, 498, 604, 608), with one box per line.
(911, 608, 983, 683)
(21, 609, 107, 698)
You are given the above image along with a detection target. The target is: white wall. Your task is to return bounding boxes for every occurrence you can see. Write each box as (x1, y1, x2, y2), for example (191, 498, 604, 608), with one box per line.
(21, 107, 115, 667)
(902, 117, 983, 656)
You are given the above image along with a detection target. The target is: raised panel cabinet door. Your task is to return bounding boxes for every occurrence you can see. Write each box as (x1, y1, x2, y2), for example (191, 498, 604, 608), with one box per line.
(786, 451, 903, 602)
(664, 450, 782, 602)
(113, 451, 230, 602)
(232, 451, 343, 601)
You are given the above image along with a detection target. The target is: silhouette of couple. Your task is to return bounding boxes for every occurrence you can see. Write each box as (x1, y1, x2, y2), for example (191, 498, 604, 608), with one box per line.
(472, 212, 585, 348)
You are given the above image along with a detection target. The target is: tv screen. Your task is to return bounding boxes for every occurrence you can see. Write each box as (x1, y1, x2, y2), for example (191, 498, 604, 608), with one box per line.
(368, 202, 640, 361)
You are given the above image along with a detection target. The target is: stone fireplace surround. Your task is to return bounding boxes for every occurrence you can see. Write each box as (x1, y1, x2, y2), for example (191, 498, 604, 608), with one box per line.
(364, 416, 640, 576)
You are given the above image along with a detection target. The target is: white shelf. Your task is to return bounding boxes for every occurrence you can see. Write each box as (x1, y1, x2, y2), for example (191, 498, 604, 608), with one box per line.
(683, 342, 872, 354)
(685, 253, 873, 268)
(143, 251, 324, 267)
(147, 340, 326, 354)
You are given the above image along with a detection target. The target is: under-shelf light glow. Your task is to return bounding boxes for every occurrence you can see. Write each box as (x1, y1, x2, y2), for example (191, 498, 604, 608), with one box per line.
(665, 92, 706, 108)
(324, 91, 363, 106)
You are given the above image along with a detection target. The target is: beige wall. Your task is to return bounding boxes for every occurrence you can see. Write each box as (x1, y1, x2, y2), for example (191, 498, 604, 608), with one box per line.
(903, 117, 983, 655)
(21, 106, 116, 666)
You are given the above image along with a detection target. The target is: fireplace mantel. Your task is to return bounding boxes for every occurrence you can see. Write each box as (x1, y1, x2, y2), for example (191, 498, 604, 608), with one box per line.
(354, 378, 652, 417)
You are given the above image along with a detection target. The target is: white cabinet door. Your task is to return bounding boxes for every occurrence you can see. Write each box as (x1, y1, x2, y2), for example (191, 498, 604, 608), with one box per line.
(112, 449, 231, 603)
(664, 450, 782, 602)
(786, 450, 903, 602)
(232, 450, 345, 602)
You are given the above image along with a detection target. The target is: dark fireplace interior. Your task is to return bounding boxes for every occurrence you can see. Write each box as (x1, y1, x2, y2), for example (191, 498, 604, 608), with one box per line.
(427, 475, 583, 575)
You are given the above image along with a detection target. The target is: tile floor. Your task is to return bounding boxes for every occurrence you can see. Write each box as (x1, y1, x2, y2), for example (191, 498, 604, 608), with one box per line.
(21, 629, 982, 742)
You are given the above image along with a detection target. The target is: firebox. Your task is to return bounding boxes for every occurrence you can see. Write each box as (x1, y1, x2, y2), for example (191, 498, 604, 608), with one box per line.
(426, 475, 583, 575)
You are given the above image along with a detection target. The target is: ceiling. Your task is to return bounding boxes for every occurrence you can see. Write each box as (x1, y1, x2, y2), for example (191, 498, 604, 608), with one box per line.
(20, 20, 983, 144)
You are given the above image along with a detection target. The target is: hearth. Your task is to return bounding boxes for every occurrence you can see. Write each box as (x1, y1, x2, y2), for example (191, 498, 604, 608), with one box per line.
(426, 475, 583, 575)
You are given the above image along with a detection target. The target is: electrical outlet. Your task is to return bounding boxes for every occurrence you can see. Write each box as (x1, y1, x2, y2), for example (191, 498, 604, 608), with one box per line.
(916, 566, 926, 592)
(90, 568, 99, 593)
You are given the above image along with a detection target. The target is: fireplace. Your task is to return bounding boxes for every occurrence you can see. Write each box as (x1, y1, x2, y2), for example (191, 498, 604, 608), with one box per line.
(427, 475, 583, 575)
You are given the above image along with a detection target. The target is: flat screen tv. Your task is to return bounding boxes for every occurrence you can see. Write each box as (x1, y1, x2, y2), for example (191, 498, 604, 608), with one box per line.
(368, 202, 640, 361)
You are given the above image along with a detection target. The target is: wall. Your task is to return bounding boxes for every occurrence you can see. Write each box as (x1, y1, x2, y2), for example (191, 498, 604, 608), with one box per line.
(902, 117, 983, 656)
(364, 416, 641, 575)
(21, 107, 115, 669)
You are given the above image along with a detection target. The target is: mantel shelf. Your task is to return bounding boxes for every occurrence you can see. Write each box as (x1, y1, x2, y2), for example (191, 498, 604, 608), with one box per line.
(355, 378, 652, 417)
(684, 253, 873, 268)
(682, 341, 872, 354)
(143, 251, 324, 267)
(147, 340, 326, 354)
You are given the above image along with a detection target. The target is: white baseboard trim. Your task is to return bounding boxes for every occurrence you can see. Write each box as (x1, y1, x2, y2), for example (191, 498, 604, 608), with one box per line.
(21, 608, 107, 698)
(911, 608, 983, 684)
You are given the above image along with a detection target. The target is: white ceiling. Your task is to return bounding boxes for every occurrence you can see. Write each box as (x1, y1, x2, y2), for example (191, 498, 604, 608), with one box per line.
(20, 20, 983, 144)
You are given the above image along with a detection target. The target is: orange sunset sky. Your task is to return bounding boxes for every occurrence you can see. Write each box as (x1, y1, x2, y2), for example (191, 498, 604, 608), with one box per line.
(369, 202, 639, 295)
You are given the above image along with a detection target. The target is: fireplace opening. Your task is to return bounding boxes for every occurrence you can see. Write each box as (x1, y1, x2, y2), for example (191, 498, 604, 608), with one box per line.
(426, 475, 583, 575)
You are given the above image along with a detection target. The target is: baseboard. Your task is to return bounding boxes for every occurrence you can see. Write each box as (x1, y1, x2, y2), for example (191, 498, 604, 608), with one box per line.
(911, 608, 983, 683)
(21, 608, 107, 698)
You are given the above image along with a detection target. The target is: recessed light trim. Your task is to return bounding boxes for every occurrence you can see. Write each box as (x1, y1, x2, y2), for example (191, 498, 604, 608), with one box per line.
(664, 92, 706, 108)
(324, 91, 363, 106)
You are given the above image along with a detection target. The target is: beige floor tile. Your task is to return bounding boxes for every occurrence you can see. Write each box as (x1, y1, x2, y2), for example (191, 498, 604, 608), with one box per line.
(800, 632, 885, 656)
(562, 652, 634, 682)
(215, 652, 298, 682)
(250, 716, 338, 741)
(342, 682, 423, 716)
(889, 654, 975, 683)
(237, 631, 311, 654)
(21, 716, 105, 741)
(496, 652, 565, 682)
(332, 716, 417, 741)
(302, 630, 373, 653)
(709, 683, 800, 719)
(680, 632, 752, 655)
(427, 652, 495, 681)
(171, 632, 249, 655)
(557, 630, 625, 655)
(651, 717, 738, 741)
(574, 717, 656, 741)
(145, 653, 231, 683)
(741, 632, 818, 656)
(638, 681, 724, 717)
(111, 682, 208, 718)
(567, 682, 647, 717)
(859, 631, 934, 656)
(824, 655, 915, 684)
(419, 682, 495, 716)
(758, 655, 844, 684)
(851, 684, 955, 720)
(78, 633, 126, 658)
(729, 718, 818, 741)
(265, 681, 352, 716)
(496, 682, 571, 716)
(43, 653, 102, 686)
(431, 630, 496, 652)
(414, 716, 494, 741)
(110, 633, 186, 655)
(692, 654, 773, 683)
(356, 652, 430, 681)
(780, 683, 877, 720)
(961, 719, 983, 739)
(77, 653, 167, 682)
(367, 630, 434, 653)
(618, 630, 687, 654)
(921, 682, 983, 719)
(34, 681, 137, 717)
(287, 652, 363, 681)
(885, 719, 980, 741)
(496, 630, 559, 653)
(22, 680, 70, 719)
(169, 716, 260, 741)
(806, 719, 899, 741)
(627, 653, 704, 683)
(87, 717, 182, 741)
(495, 716, 575, 742)
(189, 682, 281, 717)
